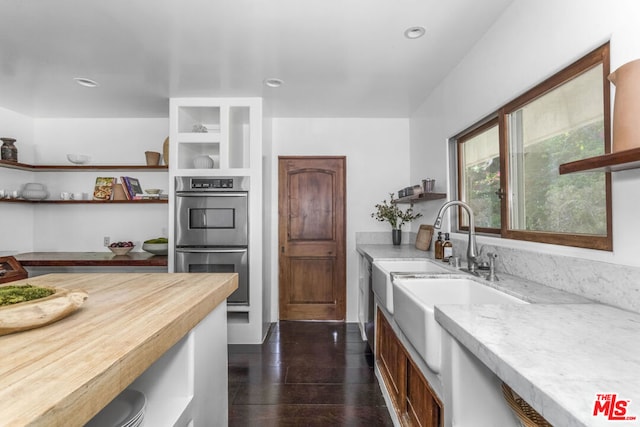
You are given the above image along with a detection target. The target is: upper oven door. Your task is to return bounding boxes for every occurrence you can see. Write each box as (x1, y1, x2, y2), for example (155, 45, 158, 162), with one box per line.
(175, 192, 248, 247)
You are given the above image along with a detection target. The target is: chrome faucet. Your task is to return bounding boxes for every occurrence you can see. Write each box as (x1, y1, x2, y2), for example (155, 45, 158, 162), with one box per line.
(433, 200, 479, 273)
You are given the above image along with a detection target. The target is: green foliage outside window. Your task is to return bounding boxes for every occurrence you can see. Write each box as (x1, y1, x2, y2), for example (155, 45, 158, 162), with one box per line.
(522, 121, 606, 235)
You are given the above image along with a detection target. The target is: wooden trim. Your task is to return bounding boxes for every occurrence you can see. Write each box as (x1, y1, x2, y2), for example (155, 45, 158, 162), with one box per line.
(501, 229, 612, 251)
(393, 192, 446, 204)
(0, 199, 167, 204)
(456, 117, 501, 234)
(559, 146, 640, 174)
(503, 43, 610, 114)
(500, 42, 612, 251)
(14, 252, 168, 267)
(0, 160, 168, 171)
(498, 108, 510, 238)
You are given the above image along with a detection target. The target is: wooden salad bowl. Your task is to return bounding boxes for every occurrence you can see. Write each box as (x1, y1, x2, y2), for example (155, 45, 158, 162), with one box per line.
(0, 286, 88, 336)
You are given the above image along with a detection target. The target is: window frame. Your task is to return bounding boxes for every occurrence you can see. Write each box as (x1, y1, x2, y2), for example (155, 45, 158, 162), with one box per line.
(453, 42, 612, 251)
(456, 116, 502, 235)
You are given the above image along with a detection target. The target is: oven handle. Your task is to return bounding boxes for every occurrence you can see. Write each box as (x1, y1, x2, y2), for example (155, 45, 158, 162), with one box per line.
(176, 248, 247, 254)
(175, 192, 248, 198)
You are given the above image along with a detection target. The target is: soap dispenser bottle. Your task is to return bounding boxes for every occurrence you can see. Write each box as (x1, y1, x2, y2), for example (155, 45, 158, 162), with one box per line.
(443, 233, 453, 262)
(435, 232, 444, 260)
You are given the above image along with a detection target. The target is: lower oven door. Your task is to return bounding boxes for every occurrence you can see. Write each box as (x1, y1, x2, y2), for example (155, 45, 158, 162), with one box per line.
(175, 248, 248, 305)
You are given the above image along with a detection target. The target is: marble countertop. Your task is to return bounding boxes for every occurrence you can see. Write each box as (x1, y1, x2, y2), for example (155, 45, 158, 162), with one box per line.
(357, 243, 630, 426)
(356, 244, 591, 304)
(356, 243, 434, 262)
(436, 303, 640, 427)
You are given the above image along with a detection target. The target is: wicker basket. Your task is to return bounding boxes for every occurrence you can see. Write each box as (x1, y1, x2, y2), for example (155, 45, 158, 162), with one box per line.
(501, 383, 553, 427)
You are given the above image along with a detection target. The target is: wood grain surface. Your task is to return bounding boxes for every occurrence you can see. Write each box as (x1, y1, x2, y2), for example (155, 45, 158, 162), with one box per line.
(0, 287, 88, 335)
(15, 252, 168, 267)
(0, 272, 237, 427)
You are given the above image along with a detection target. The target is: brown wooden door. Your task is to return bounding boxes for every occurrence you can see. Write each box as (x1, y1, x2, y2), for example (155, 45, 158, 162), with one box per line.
(278, 156, 346, 320)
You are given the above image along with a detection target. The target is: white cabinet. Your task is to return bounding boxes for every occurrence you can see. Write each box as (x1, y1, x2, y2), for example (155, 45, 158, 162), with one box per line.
(169, 98, 260, 173)
(168, 97, 264, 345)
(358, 253, 372, 341)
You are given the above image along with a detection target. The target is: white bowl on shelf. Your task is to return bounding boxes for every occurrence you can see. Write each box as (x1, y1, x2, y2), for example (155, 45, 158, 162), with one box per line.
(193, 155, 214, 169)
(66, 154, 91, 165)
(142, 243, 168, 255)
(21, 183, 49, 200)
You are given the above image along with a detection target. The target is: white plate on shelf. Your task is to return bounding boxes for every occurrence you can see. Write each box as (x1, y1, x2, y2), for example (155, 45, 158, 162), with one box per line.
(85, 388, 146, 427)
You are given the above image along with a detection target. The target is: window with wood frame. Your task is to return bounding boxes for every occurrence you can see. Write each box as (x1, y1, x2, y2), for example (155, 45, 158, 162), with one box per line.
(455, 42, 612, 250)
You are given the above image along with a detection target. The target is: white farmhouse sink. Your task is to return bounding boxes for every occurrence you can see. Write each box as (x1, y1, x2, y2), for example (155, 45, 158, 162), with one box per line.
(393, 277, 526, 373)
(372, 260, 450, 314)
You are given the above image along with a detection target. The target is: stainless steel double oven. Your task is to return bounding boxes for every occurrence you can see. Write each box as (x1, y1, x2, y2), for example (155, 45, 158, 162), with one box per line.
(175, 176, 249, 305)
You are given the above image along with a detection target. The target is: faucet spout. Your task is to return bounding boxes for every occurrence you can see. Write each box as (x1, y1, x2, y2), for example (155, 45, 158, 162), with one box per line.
(433, 200, 478, 272)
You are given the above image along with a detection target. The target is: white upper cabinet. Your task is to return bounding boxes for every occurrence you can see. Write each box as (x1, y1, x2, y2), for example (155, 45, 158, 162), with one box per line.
(169, 98, 261, 174)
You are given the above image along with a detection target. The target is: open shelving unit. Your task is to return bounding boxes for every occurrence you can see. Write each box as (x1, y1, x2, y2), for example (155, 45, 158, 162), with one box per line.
(0, 199, 166, 204)
(1, 160, 168, 204)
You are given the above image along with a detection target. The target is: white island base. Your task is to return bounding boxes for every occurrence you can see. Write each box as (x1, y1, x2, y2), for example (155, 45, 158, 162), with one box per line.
(128, 302, 228, 427)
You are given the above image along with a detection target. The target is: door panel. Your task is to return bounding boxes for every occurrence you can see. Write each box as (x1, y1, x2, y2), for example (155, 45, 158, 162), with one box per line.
(289, 258, 334, 303)
(279, 156, 346, 320)
(289, 171, 334, 240)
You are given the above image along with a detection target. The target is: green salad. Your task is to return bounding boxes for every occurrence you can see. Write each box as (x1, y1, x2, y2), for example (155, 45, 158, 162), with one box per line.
(144, 237, 168, 244)
(0, 284, 55, 306)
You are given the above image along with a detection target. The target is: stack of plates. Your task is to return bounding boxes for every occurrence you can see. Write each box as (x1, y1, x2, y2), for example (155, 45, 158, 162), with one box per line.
(85, 389, 146, 427)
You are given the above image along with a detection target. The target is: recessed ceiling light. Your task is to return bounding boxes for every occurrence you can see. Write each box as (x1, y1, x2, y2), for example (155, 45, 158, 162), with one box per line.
(73, 77, 99, 88)
(404, 26, 426, 39)
(264, 78, 283, 88)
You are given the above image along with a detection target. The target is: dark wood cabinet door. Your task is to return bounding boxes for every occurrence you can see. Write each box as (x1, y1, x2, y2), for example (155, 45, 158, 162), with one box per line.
(406, 358, 442, 427)
(377, 309, 443, 427)
(278, 156, 346, 320)
(377, 308, 406, 408)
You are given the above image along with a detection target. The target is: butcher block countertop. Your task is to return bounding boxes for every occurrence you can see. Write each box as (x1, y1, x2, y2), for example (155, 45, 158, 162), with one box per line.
(0, 272, 238, 427)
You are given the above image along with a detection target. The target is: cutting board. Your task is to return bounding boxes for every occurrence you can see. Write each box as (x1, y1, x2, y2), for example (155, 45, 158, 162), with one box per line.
(0, 286, 88, 336)
(415, 224, 434, 251)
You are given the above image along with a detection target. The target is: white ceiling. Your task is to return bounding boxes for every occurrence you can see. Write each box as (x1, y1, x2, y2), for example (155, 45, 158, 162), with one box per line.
(0, 0, 513, 118)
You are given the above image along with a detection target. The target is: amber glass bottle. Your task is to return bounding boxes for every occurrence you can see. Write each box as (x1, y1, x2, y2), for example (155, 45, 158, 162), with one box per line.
(434, 232, 444, 260)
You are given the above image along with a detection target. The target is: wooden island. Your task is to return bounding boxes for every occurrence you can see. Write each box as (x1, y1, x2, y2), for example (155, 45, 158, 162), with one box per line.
(0, 272, 237, 427)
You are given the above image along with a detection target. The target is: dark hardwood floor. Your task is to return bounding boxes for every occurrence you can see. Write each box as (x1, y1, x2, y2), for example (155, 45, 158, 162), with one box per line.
(228, 321, 394, 426)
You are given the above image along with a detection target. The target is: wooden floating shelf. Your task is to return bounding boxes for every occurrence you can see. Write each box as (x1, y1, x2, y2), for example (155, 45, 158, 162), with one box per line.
(0, 160, 168, 172)
(15, 252, 168, 267)
(0, 199, 167, 204)
(393, 192, 447, 204)
(559, 147, 640, 174)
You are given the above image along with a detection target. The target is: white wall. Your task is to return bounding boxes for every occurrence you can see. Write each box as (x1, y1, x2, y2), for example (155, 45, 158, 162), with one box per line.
(0, 107, 36, 254)
(410, 0, 640, 268)
(270, 118, 411, 322)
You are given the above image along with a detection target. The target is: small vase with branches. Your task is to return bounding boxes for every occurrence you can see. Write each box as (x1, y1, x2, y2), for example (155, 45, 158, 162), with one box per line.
(371, 193, 422, 245)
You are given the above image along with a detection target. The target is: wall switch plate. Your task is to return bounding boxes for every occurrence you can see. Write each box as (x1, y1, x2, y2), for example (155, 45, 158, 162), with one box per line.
(103, 236, 110, 247)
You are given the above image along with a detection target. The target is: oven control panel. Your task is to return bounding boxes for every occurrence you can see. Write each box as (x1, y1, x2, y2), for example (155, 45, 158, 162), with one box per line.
(191, 178, 234, 189)
(175, 176, 250, 192)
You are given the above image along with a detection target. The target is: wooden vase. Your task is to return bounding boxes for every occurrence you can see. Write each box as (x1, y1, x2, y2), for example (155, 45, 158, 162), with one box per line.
(145, 151, 161, 166)
(163, 137, 169, 166)
(609, 59, 640, 152)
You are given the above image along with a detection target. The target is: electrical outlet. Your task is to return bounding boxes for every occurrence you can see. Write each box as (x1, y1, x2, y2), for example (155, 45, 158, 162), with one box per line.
(103, 236, 110, 247)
